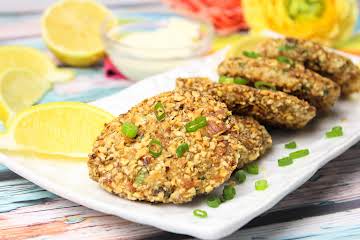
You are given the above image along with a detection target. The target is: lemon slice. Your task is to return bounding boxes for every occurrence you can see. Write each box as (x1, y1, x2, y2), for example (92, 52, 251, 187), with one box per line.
(41, 0, 115, 67)
(0, 102, 113, 158)
(0, 68, 52, 124)
(0, 46, 74, 83)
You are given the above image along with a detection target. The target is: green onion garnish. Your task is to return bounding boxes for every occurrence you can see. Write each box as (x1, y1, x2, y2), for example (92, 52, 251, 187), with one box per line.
(289, 149, 310, 159)
(207, 196, 221, 208)
(244, 162, 259, 175)
(278, 156, 293, 167)
(243, 50, 260, 59)
(285, 141, 297, 149)
(234, 77, 248, 85)
(255, 179, 268, 191)
(278, 44, 296, 51)
(326, 130, 343, 138)
(154, 102, 166, 121)
(277, 56, 294, 65)
(219, 76, 248, 85)
(254, 81, 276, 91)
(121, 122, 138, 138)
(219, 76, 234, 84)
(176, 143, 189, 157)
(326, 126, 343, 138)
(135, 168, 148, 185)
(193, 209, 208, 218)
(223, 185, 236, 200)
(185, 116, 207, 132)
(234, 170, 246, 183)
(332, 126, 343, 133)
(148, 139, 163, 158)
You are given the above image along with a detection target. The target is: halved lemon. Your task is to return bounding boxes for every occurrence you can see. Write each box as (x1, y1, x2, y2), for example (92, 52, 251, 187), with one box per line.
(0, 102, 114, 158)
(0, 68, 52, 124)
(41, 0, 116, 67)
(0, 46, 74, 83)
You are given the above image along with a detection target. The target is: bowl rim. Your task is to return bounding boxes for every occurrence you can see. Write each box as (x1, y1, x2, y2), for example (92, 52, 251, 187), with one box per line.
(101, 11, 214, 60)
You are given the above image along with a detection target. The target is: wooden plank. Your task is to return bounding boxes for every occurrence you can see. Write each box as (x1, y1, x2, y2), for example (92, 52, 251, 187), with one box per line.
(0, 179, 56, 213)
(2, 196, 360, 240)
(0, 198, 160, 240)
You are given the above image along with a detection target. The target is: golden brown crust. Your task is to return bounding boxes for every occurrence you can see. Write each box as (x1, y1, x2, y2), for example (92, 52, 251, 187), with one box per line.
(230, 116, 272, 168)
(176, 77, 316, 129)
(218, 56, 340, 111)
(88, 89, 245, 204)
(258, 38, 360, 96)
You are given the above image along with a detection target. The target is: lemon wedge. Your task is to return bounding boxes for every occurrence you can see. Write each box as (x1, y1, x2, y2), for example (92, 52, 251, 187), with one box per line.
(0, 46, 74, 83)
(0, 102, 114, 158)
(0, 68, 51, 124)
(41, 0, 115, 67)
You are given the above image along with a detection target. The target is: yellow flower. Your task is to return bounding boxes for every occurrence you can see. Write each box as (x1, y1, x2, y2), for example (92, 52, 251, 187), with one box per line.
(243, 0, 358, 45)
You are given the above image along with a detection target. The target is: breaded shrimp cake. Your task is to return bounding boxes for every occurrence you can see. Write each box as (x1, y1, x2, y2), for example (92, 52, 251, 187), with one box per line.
(88, 89, 246, 204)
(229, 116, 272, 168)
(176, 77, 316, 129)
(257, 38, 360, 96)
(218, 56, 340, 111)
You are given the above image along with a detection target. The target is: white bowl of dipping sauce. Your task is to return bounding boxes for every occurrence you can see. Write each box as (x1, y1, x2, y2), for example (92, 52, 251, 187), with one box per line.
(101, 13, 214, 81)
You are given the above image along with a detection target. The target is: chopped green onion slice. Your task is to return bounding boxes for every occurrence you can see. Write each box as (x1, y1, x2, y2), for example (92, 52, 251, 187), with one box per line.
(243, 50, 260, 59)
(154, 102, 166, 121)
(332, 126, 343, 133)
(278, 44, 296, 51)
(278, 156, 293, 167)
(135, 168, 148, 185)
(176, 143, 189, 157)
(223, 185, 236, 200)
(148, 139, 163, 158)
(244, 162, 259, 175)
(207, 196, 221, 208)
(289, 149, 310, 159)
(254, 81, 276, 91)
(219, 76, 234, 84)
(193, 209, 208, 218)
(326, 130, 343, 138)
(234, 170, 246, 183)
(185, 116, 208, 132)
(121, 122, 138, 138)
(277, 56, 294, 65)
(234, 77, 248, 85)
(219, 76, 248, 85)
(326, 126, 343, 138)
(255, 179, 268, 191)
(285, 141, 297, 149)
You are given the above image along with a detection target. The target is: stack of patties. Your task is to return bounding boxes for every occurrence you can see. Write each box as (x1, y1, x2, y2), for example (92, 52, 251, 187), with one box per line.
(178, 38, 360, 130)
(88, 38, 358, 204)
(89, 89, 272, 204)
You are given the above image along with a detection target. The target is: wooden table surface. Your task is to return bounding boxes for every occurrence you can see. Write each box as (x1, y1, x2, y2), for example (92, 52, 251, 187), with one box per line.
(2, 2, 360, 240)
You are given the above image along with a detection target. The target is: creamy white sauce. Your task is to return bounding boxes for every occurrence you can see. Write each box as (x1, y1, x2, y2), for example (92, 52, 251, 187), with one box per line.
(106, 17, 203, 80)
(120, 18, 199, 49)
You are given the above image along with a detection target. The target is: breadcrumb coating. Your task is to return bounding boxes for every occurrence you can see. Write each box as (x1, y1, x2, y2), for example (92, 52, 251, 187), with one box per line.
(176, 77, 316, 129)
(88, 89, 247, 203)
(230, 115, 272, 168)
(258, 38, 360, 96)
(218, 56, 340, 111)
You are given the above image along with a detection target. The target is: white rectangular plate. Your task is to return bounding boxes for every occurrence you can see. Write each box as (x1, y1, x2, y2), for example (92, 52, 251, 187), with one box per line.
(1, 51, 360, 240)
